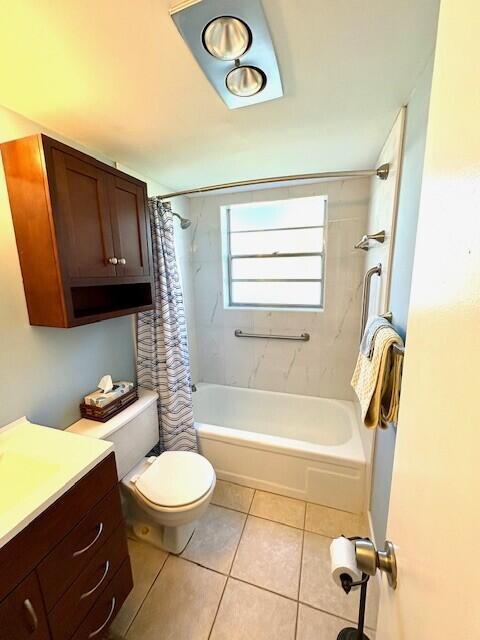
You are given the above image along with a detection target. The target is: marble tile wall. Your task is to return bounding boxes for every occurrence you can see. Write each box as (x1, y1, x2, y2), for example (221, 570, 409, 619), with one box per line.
(171, 199, 200, 382)
(185, 178, 370, 400)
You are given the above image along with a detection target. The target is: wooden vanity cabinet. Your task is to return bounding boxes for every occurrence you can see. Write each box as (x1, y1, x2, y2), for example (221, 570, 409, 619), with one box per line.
(1, 134, 154, 327)
(0, 453, 133, 640)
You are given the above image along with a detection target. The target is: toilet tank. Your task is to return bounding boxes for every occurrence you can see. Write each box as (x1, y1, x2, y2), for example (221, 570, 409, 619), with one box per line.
(67, 390, 159, 479)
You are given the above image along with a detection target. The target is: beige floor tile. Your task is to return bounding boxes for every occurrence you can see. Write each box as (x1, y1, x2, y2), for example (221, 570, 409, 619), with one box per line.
(250, 491, 305, 528)
(210, 578, 297, 640)
(305, 503, 369, 538)
(126, 556, 226, 640)
(231, 516, 303, 599)
(111, 538, 168, 636)
(211, 480, 255, 513)
(299, 532, 379, 629)
(297, 604, 376, 640)
(181, 505, 246, 573)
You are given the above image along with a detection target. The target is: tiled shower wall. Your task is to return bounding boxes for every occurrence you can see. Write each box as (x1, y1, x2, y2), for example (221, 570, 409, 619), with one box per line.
(186, 179, 370, 400)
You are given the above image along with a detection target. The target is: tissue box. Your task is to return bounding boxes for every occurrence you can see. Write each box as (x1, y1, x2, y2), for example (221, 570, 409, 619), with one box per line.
(84, 381, 134, 408)
(80, 382, 138, 422)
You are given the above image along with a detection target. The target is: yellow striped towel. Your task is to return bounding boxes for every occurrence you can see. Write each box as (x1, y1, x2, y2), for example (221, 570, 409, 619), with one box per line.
(351, 327, 404, 429)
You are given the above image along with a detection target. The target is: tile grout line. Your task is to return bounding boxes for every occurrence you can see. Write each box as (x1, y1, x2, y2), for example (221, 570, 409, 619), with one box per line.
(122, 549, 169, 638)
(214, 484, 365, 535)
(207, 494, 252, 639)
(206, 571, 229, 640)
(299, 602, 377, 633)
(229, 496, 253, 574)
(294, 504, 307, 639)
(213, 500, 309, 532)
(216, 479, 366, 519)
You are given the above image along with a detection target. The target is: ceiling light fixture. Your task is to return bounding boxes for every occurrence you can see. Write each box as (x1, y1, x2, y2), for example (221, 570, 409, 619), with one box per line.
(202, 16, 251, 61)
(225, 65, 266, 97)
(170, 0, 283, 109)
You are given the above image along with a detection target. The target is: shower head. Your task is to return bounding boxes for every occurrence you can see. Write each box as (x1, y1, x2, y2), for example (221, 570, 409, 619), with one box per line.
(172, 212, 192, 229)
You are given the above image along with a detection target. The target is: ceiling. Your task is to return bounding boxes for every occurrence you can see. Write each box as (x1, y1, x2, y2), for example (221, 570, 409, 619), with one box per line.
(0, 0, 439, 191)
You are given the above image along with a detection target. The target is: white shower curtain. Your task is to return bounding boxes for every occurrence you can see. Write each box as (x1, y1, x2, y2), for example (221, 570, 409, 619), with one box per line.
(136, 198, 197, 452)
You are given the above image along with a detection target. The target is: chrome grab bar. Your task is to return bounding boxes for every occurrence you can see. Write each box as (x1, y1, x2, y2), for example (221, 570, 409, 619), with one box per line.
(354, 230, 386, 251)
(360, 264, 382, 338)
(234, 329, 310, 342)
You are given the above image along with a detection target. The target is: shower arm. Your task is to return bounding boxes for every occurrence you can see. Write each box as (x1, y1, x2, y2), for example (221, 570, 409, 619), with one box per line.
(354, 230, 386, 251)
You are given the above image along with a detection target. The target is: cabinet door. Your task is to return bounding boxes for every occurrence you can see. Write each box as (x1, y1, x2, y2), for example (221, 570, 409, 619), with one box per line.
(0, 572, 50, 640)
(51, 149, 116, 279)
(109, 176, 150, 278)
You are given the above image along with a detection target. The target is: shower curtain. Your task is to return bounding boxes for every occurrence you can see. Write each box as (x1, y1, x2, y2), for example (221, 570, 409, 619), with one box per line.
(136, 197, 197, 452)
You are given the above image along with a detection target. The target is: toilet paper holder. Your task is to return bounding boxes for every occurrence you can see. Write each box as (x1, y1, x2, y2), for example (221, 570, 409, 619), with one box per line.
(353, 538, 397, 589)
(336, 538, 397, 640)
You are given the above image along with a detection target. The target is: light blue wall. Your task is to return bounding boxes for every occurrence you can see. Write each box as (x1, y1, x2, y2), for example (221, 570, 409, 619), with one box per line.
(0, 106, 136, 429)
(370, 54, 435, 543)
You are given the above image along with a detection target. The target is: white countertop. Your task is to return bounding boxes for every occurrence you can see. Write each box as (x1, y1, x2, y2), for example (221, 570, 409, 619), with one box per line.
(0, 417, 113, 549)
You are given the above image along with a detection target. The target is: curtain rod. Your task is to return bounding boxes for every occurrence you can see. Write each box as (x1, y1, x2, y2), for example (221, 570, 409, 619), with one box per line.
(158, 164, 390, 200)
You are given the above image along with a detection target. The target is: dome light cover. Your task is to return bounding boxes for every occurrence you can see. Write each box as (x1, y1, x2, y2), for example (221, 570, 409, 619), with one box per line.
(226, 65, 266, 97)
(203, 16, 251, 61)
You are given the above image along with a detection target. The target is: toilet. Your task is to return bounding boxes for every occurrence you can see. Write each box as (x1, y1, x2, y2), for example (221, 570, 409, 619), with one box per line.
(67, 389, 215, 554)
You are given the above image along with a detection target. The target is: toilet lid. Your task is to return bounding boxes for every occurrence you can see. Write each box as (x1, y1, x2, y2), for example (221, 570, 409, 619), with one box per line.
(134, 451, 215, 508)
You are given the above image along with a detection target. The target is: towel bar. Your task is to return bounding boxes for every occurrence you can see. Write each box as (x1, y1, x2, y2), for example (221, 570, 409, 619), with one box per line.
(234, 329, 310, 342)
(380, 313, 405, 357)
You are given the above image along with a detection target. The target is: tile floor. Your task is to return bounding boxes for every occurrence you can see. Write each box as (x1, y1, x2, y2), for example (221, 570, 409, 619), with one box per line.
(110, 480, 377, 640)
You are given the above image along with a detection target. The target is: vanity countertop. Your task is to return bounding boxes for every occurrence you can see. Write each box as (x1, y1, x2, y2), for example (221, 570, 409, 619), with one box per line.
(0, 417, 113, 549)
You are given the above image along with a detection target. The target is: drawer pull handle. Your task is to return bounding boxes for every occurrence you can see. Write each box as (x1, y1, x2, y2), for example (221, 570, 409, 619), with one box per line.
(73, 522, 104, 558)
(81, 560, 110, 599)
(23, 599, 38, 633)
(88, 596, 116, 638)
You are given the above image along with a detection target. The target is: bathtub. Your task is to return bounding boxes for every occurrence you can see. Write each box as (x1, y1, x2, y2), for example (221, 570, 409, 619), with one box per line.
(194, 383, 366, 514)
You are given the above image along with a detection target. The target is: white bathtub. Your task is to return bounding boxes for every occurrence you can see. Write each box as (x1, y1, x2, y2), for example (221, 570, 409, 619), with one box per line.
(194, 383, 366, 514)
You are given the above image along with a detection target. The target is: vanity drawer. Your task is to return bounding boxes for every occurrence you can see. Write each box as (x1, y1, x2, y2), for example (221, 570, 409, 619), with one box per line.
(70, 559, 133, 640)
(49, 527, 129, 640)
(38, 487, 123, 610)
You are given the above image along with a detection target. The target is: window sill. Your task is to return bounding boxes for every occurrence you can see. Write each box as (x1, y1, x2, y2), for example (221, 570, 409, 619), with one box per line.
(224, 305, 324, 313)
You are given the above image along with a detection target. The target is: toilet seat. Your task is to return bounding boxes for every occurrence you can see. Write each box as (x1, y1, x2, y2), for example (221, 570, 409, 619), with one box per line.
(133, 451, 215, 509)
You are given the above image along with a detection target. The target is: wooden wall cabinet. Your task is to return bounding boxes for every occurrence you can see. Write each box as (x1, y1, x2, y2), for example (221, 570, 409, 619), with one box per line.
(0, 454, 133, 640)
(1, 134, 154, 327)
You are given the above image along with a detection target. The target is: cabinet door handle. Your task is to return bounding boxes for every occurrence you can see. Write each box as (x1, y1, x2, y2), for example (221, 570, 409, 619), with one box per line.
(88, 597, 116, 638)
(23, 599, 38, 633)
(107, 257, 118, 265)
(118, 258, 127, 265)
(81, 560, 110, 599)
(73, 522, 103, 557)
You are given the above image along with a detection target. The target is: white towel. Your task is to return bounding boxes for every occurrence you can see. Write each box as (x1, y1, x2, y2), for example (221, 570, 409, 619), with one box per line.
(360, 316, 391, 359)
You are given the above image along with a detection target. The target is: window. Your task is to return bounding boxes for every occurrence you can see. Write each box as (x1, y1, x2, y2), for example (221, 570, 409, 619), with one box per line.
(222, 195, 326, 310)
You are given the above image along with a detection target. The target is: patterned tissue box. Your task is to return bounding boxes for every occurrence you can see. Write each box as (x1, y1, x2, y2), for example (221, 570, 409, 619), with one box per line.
(83, 381, 134, 408)
(80, 382, 138, 422)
